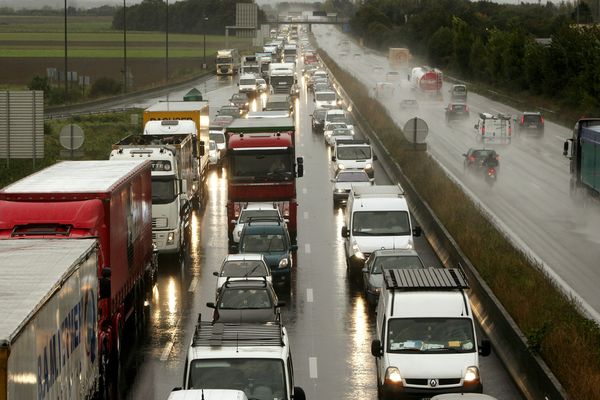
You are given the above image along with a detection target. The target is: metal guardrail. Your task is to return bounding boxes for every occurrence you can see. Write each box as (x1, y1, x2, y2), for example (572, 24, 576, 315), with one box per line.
(45, 107, 138, 120)
(320, 51, 568, 400)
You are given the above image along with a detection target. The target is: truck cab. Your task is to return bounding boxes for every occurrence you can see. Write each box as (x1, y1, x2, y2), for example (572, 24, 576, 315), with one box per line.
(183, 318, 306, 400)
(372, 268, 491, 399)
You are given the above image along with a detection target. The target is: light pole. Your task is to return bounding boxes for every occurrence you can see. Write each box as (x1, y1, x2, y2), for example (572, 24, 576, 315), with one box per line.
(123, 0, 127, 92)
(203, 17, 208, 68)
(165, 0, 169, 83)
(64, 0, 68, 98)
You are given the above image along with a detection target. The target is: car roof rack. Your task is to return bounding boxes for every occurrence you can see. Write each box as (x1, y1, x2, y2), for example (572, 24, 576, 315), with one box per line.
(383, 268, 469, 290)
(192, 314, 284, 347)
(245, 216, 283, 225)
(335, 139, 370, 146)
(223, 276, 268, 286)
(352, 184, 404, 198)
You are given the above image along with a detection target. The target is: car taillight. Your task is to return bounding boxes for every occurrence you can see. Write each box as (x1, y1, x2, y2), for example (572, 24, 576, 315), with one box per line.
(508, 126, 512, 136)
(540, 116, 544, 125)
(469, 156, 475, 162)
(521, 115, 524, 124)
(465, 105, 469, 112)
(481, 126, 485, 135)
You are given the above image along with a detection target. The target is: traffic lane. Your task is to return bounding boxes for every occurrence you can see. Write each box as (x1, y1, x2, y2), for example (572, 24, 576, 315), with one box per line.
(313, 25, 600, 316)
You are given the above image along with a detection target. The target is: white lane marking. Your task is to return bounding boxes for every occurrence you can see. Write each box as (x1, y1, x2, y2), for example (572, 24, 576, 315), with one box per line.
(188, 277, 198, 292)
(306, 288, 314, 302)
(304, 243, 311, 254)
(303, 211, 309, 220)
(302, 187, 308, 194)
(554, 135, 566, 142)
(160, 342, 174, 361)
(309, 357, 318, 379)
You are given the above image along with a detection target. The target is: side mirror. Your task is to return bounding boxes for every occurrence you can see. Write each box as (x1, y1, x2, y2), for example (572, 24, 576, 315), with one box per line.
(341, 226, 349, 238)
(229, 244, 238, 253)
(563, 139, 572, 158)
(198, 140, 205, 156)
(296, 156, 304, 178)
(231, 219, 237, 224)
(362, 266, 368, 273)
(330, 179, 335, 183)
(290, 244, 298, 252)
(237, 83, 239, 86)
(206, 302, 216, 309)
(180, 179, 188, 195)
(212, 271, 219, 277)
(479, 339, 491, 356)
(171, 387, 183, 392)
(99, 267, 112, 300)
(276, 300, 286, 308)
(370, 178, 375, 185)
(331, 155, 336, 161)
(371, 339, 383, 357)
(474, 124, 478, 130)
(462, 153, 467, 157)
(412, 226, 422, 237)
(373, 154, 378, 161)
(293, 387, 306, 400)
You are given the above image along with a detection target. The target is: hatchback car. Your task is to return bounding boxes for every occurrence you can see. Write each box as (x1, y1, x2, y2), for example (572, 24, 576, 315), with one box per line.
(463, 148, 499, 171)
(256, 78, 268, 93)
(445, 102, 470, 122)
(362, 248, 425, 304)
(325, 127, 354, 147)
(231, 202, 285, 243)
(230, 93, 250, 112)
(206, 279, 284, 323)
(237, 220, 297, 286)
(311, 109, 328, 132)
(332, 169, 373, 206)
(517, 111, 544, 135)
(218, 105, 242, 118)
(213, 253, 271, 294)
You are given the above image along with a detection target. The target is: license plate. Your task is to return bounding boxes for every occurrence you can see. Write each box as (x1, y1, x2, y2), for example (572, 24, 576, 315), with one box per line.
(529, 124, 537, 128)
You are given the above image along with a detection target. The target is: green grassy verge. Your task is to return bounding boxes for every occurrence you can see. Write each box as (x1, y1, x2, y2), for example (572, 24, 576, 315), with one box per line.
(319, 49, 600, 400)
(0, 16, 114, 33)
(0, 111, 142, 188)
(0, 47, 226, 58)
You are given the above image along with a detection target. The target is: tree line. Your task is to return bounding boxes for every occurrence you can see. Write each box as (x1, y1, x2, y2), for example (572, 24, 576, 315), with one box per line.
(111, 0, 266, 35)
(350, 0, 600, 113)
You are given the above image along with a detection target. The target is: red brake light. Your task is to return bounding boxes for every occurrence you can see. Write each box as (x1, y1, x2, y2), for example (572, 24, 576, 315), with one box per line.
(465, 105, 469, 112)
(481, 126, 485, 135)
(520, 115, 524, 124)
(541, 116, 544, 124)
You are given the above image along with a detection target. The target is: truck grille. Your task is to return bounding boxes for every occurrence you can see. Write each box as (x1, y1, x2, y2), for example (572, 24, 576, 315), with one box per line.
(405, 378, 461, 386)
(152, 217, 168, 229)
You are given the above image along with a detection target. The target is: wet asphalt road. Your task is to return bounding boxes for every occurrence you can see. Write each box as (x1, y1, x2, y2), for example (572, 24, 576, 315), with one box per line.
(121, 58, 522, 400)
(312, 25, 600, 321)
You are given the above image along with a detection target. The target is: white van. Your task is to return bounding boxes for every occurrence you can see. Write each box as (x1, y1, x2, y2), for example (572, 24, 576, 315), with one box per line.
(332, 139, 377, 178)
(371, 268, 491, 399)
(182, 318, 306, 400)
(341, 185, 421, 270)
(238, 74, 258, 95)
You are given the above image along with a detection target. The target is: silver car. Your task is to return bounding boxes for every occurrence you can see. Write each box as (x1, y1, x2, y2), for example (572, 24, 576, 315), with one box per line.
(332, 169, 373, 206)
(213, 253, 272, 294)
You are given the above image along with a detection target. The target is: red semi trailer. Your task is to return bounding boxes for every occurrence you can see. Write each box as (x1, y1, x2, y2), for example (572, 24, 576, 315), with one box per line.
(0, 160, 157, 391)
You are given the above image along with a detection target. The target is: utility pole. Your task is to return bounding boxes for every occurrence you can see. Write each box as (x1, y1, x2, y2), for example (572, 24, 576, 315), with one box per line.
(64, 0, 68, 99)
(203, 16, 208, 68)
(123, 0, 127, 92)
(165, 0, 169, 83)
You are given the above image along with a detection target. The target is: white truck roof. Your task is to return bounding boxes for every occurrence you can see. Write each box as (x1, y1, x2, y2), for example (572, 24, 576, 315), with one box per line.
(0, 239, 97, 343)
(167, 389, 248, 400)
(145, 101, 208, 112)
(1, 160, 147, 194)
(352, 184, 404, 198)
(144, 119, 197, 134)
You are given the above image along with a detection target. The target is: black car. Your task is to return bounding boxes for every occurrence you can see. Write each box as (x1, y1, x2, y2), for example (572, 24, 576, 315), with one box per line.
(445, 102, 470, 122)
(311, 109, 327, 132)
(518, 111, 544, 135)
(463, 148, 499, 170)
(218, 105, 242, 118)
(230, 93, 250, 112)
(206, 278, 284, 323)
(450, 84, 468, 101)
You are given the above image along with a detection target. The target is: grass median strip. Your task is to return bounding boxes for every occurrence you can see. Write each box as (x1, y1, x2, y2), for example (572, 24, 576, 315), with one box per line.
(319, 49, 600, 400)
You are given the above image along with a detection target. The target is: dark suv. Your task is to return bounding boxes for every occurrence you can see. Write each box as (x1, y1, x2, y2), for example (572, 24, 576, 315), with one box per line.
(206, 278, 284, 323)
(445, 102, 470, 122)
(311, 109, 327, 133)
(517, 111, 544, 135)
(236, 218, 297, 287)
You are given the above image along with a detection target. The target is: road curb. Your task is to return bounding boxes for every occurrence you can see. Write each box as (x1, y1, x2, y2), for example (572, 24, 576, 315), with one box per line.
(321, 52, 568, 400)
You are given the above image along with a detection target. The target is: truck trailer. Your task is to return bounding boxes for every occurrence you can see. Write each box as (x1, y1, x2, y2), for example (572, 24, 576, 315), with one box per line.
(564, 118, 600, 197)
(111, 133, 198, 254)
(224, 117, 303, 243)
(0, 160, 157, 384)
(409, 66, 443, 93)
(0, 239, 99, 400)
(143, 101, 210, 206)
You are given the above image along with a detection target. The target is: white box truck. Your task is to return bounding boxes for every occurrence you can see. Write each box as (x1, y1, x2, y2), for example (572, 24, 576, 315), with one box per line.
(0, 239, 99, 400)
(110, 132, 197, 254)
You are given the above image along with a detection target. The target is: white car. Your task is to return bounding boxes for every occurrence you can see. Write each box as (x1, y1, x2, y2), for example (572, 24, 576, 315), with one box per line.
(238, 74, 258, 95)
(314, 90, 339, 109)
(208, 140, 219, 167)
(213, 254, 272, 293)
(332, 169, 373, 206)
(326, 127, 354, 147)
(167, 389, 248, 400)
(324, 109, 354, 133)
(231, 202, 285, 243)
(256, 78, 268, 93)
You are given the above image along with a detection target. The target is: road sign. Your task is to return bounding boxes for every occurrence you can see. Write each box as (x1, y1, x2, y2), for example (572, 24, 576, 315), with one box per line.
(403, 117, 428, 144)
(59, 124, 85, 150)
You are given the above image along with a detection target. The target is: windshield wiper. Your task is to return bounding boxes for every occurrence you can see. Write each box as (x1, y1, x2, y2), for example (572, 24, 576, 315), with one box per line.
(244, 264, 261, 277)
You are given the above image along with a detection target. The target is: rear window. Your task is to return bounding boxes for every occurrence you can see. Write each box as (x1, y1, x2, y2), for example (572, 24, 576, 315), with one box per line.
(316, 92, 336, 101)
(523, 114, 542, 124)
(266, 102, 289, 110)
(337, 171, 369, 182)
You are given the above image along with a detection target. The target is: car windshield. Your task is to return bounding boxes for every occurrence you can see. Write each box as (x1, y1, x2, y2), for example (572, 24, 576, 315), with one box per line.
(325, 123, 347, 131)
(242, 233, 286, 253)
(337, 172, 369, 182)
(209, 141, 217, 151)
(240, 209, 280, 223)
(332, 129, 352, 136)
(188, 358, 287, 400)
(219, 288, 272, 309)
(371, 255, 424, 273)
(230, 151, 293, 183)
(221, 260, 268, 277)
(387, 318, 475, 353)
(209, 133, 225, 143)
(313, 110, 327, 120)
(232, 94, 247, 101)
(257, 79, 266, 85)
(151, 176, 176, 204)
(219, 108, 239, 117)
(453, 86, 466, 93)
(316, 92, 336, 101)
(240, 79, 255, 85)
(337, 146, 371, 160)
(327, 114, 347, 123)
(471, 150, 496, 160)
(352, 211, 410, 236)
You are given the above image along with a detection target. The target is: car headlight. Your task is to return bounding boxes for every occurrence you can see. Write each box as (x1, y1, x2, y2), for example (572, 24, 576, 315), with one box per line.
(373, 287, 381, 294)
(278, 258, 289, 269)
(167, 231, 175, 245)
(384, 367, 402, 385)
(364, 163, 373, 170)
(337, 163, 345, 170)
(335, 188, 345, 193)
(464, 366, 480, 383)
(352, 243, 364, 259)
(407, 237, 414, 249)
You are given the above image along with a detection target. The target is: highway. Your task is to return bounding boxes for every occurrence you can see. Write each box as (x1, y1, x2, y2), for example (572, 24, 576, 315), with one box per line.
(117, 56, 522, 399)
(311, 25, 600, 321)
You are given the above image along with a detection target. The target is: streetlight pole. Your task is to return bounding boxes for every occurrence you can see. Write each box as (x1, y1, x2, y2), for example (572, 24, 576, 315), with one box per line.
(123, 0, 127, 92)
(64, 0, 68, 98)
(165, 0, 169, 83)
(203, 16, 208, 69)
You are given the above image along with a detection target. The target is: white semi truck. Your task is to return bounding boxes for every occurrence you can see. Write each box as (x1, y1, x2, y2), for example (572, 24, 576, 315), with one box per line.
(216, 49, 240, 75)
(110, 131, 198, 254)
(0, 239, 99, 400)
